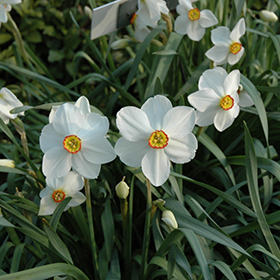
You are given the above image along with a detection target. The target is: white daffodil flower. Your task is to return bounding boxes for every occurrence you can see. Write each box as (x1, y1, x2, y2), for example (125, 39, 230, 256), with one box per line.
(115, 95, 197, 187)
(40, 97, 116, 179)
(188, 67, 240, 132)
(131, 13, 151, 43)
(0, 87, 24, 124)
(205, 18, 246, 65)
(0, 0, 21, 24)
(174, 0, 218, 41)
(38, 171, 86, 216)
(237, 84, 254, 107)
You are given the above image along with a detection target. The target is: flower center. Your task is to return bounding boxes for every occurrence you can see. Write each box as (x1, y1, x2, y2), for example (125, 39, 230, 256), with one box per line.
(130, 13, 137, 24)
(220, 95, 234, 110)
(188, 8, 200, 21)
(63, 135, 82, 154)
(148, 130, 169, 149)
(52, 190, 66, 203)
(230, 42, 242, 55)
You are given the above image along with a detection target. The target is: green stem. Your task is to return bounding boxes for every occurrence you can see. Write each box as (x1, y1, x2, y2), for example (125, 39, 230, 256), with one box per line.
(140, 178, 152, 280)
(84, 178, 99, 280)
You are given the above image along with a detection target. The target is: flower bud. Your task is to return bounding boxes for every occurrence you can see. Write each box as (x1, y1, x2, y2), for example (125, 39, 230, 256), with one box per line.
(115, 180, 130, 199)
(161, 210, 178, 230)
(84, 6, 93, 19)
(0, 159, 15, 168)
(111, 39, 130, 50)
(260, 10, 278, 22)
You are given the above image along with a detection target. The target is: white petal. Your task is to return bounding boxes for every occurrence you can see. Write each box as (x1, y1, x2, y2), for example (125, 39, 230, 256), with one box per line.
(195, 107, 220, 127)
(40, 123, 64, 153)
(79, 114, 109, 137)
(52, 103, 83, 136)
(227, 47, 244, 65)
(116, 106, 153, 141)
(5, 0, 22, 4)
(162, 106, 196, 138)
(188, 88, 220, 112)
(68, 192, 86, 207)
(81, 136, 116, 164)
(75, 96, 91, 114)
(199, 10, 218, 28)
(115, 137, 150, 167)
(211, 26, 231, 45)
(178, 0, 192, 10)
(42, 147, 72, 178)
(141, 95, 173, 130)
(164, 135, 197, 163)
(38, 196, 57, 216)
(142, 149, 170, 186)
(135, 20, 150, 42)
(188, 21, 205, 41)
(157, 0, 169, 14)
(0, 111, 9, 124)
(214, 106, 239, 132)
(61, 171, 84, 194)
(224, 70, 240, 95)
(39, 186, 53, 198)
(230, 18, 246, 41)
(49, 106, 59, 123)
(199, 67, 227, 96)
(72, 152, 101, 179)
(174, 15, 190, 35)
(205, 45, 229, 64)
(0, 5, 7, 23)
(239, 90, 254, 107)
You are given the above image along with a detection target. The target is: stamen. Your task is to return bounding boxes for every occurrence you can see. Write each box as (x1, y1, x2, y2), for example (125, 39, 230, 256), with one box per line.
(148, 130, 169, 149)
(63, 135, 82, 154)
(220, 95, 234, 110)
(52, 190, 66, 203)
(230, 42, 242, 55)
(188, 8, 200, 21)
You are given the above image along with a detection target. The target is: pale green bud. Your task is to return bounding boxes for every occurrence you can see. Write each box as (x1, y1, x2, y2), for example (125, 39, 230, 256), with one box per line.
(111, 39, 130, 50)
(260, 10, 278, 22)
(161, 210, 178, 230)
(115, 180, 130, 199)
(84, 6, 93, 19)
(0, 159, 15, 168)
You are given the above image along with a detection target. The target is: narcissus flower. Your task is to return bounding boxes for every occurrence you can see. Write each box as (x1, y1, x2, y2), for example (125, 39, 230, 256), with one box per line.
(115, 95, 197, 186)
(0, 0, 21, 24)
(205, 18, 245, 65)
(237, 84, 254, 107)
(38, 171, 85, 216)
(174, 0, 218, 41)
(188, 67, 240, 132)
(40, 97, 116, 179)
(0, 87, 24, 124)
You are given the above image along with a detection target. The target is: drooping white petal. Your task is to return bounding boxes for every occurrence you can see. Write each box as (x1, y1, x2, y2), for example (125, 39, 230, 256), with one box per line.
(4, 0, 22, 4)
(0, 111, 9, 124)
(38, 195, 58, 216)
(116, 106, 153, 141)
(39, 123, 64, 153)
(72, 152, 101, 179)
(142, 149, 170, 186)
(211, 26, 231, 45)
(230, 18, 246, 41)
(141, 95, 173, 130)
(188, 20, 205, 41)
(52, 103, 84, 136)
(195, 107, 220, 127)
(227, 47, 244, 65)
(61, 171, 84, 194)
(188, 88, 220, 112)
(213, 107, 239, 132)
(135, 17, 151, 42)
(199, 67, 227, 96)
(0, 5, 7, 23)
(205, 45, 229, 64)
(68, 192, 86, 207)
(224, 70, 240, 95)
(174, 15, 190, 35)
(157, 0, 169, 14)
(164, 134, 197, 163)
(239, 90, 254, 107)
(75, 96, 91, 114)
(199, 9, 218, 28)
(115, 137, 150, 167)
(137, 0, 160, 28)
(81, 136, 116, 164)
(42, 147, 72, 178)
(162, 106, 196, 138)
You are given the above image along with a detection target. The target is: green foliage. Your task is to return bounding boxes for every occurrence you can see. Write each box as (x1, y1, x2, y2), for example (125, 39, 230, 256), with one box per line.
(1, 0, 280, 279)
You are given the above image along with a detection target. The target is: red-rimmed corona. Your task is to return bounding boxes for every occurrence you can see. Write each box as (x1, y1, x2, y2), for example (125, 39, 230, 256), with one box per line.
(148, 130, 169, 149)
(63, 135, 82, 154)
(220, 95, 234, 111)
(230, 42, 242, 55)
(188, 8, 200, 21)
(52, 190, 66, 203)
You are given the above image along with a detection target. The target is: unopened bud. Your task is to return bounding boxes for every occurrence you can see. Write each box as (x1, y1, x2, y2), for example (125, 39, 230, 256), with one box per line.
(111, 38, 131, 50)
(115, 179, 130, 199)
(161, 210, 178, 230)
(0, 159, 15, 168)
(84, 6, 93, 19)
(260, 10, 278, 22)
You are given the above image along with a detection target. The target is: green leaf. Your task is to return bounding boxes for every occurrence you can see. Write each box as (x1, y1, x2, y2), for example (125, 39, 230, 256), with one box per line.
(209, 260, 237, 280)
